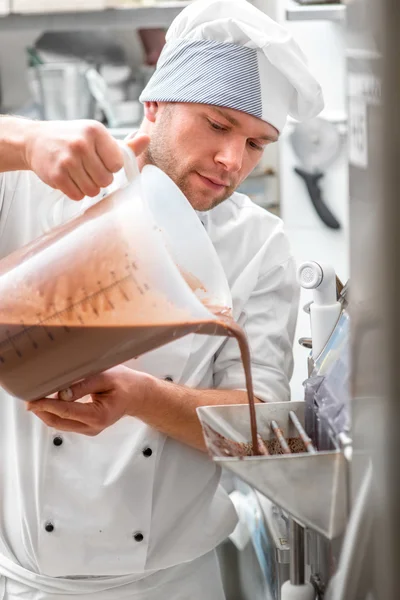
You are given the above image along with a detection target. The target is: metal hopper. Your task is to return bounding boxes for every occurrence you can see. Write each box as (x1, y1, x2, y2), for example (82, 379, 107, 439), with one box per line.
(197, 401, 349, 540)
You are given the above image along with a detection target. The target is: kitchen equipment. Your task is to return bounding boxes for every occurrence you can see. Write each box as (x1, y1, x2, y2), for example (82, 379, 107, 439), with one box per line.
(297, 271, 351, 598)
(197, 400, 349, 600)
(85, 67, 141, 127)
(85, 67, 118, 126)
(32, 62, 94, 120)
(227, 484, 291, 600)
(291, 118, 342, 230)
(0, 145, 231, 402)
(298, 261, 342, 359)
(304, 308, 351, 454)
(197, 401, 349, 541)
(137, 28, 166, 66)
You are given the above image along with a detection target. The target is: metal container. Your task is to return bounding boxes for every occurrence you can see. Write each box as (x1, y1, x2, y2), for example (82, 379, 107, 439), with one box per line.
(197, 401, 349, 540)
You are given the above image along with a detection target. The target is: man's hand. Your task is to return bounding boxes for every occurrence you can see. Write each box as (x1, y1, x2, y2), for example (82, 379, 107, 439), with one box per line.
(26, 366, 153, 436)
(24, 120, 149, 201)
(26, 363, 259, 452)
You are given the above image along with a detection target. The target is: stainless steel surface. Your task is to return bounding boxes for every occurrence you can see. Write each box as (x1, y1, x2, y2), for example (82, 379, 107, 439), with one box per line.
(289, 519, 305, 585)
(325, 465, 373, 600)
(298, 336, 313, 349)
(256, 494, 291, 565)
(197, 402, 349, 539)
(286, 1, 346, 22)
(0, 2, 189, 31)
(270, 419, 291, 454)
(347, 0, 400, 597)
(383, 7, 400, 593)
(289, 410, 316, 454)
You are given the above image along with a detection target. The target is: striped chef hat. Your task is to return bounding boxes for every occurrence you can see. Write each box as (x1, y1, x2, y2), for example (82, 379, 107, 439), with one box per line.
(139, 0, 324, 133)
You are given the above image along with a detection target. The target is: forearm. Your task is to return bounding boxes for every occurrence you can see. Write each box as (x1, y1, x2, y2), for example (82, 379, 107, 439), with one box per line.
(132, 376, 260, 452)
(0, 116, 35, 172)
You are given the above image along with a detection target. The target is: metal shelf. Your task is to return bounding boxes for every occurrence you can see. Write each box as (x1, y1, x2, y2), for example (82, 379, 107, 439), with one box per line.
(0, 1, 190, 31)
(286, 2, 346, 22)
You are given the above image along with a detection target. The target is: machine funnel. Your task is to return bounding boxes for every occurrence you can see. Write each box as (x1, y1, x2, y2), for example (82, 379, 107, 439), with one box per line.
(197, 401, 349, 540)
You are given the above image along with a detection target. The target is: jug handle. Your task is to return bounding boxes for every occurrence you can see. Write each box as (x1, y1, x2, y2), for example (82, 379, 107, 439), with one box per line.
(118, 141, 140, 184)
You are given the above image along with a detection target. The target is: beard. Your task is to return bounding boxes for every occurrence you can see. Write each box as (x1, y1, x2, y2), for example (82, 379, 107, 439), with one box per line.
(141, 110, 237, 211)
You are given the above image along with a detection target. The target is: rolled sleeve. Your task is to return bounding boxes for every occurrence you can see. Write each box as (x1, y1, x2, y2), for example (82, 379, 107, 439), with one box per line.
(213, 257, 299, 403)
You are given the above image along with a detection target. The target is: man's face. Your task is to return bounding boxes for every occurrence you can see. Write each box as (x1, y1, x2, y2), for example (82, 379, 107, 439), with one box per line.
(141, 102, 279, 212)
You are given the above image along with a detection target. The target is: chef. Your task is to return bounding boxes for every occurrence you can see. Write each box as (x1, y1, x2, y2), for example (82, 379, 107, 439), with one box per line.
(0, 0, 323, 598)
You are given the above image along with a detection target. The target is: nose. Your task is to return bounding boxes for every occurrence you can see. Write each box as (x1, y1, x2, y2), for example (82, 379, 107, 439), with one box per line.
(214, 140, 244, 174)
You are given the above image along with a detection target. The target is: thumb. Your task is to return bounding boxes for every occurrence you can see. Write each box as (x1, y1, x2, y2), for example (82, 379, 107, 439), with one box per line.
(58, 372, 113, 402)
(126, 133, 150, 157)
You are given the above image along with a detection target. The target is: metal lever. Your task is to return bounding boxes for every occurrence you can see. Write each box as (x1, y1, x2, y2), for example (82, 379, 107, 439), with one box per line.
(299, 337, 313, 349)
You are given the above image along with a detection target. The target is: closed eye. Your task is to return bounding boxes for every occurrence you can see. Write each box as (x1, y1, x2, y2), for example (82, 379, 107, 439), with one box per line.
(248, 140, 264, 151)
(208, 120, 228, 132)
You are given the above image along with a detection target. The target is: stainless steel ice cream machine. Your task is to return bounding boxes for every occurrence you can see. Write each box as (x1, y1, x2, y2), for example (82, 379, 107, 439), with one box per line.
(198, 263, 356, 600)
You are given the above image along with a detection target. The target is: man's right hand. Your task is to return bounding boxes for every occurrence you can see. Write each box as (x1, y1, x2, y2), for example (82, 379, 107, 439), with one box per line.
(23, 120, 148, 201)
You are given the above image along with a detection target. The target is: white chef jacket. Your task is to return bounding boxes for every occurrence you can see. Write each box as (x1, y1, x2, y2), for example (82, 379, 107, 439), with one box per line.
(0, 170, 298, 595)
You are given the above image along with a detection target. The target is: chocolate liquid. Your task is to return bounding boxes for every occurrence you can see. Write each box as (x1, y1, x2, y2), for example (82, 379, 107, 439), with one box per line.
(0, 188, 260, 453)
(202, 423, 307, 458)
(203, 312, 260, 456)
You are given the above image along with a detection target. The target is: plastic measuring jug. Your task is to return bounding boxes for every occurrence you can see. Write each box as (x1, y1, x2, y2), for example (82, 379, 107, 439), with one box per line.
(0, 145, 231, 401)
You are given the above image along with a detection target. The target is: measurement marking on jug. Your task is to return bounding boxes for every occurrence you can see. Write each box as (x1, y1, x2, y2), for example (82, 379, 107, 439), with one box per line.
(129, 270, 144, 295)
(45, 273, 135, 322)
(6, 330, 22, 358)
(126, 262, 144, 295)
(125, 254, 138, 272)
(21, 321, 38, 349)
(98, 281, 114, 310)
(37, 314, 55, 341)
(67, 297, 84, 325)
(111, 271, 130, 301)
(81, 287, 99, 317)
(50, 304, 70, 332)
(0, 272, 137, 357)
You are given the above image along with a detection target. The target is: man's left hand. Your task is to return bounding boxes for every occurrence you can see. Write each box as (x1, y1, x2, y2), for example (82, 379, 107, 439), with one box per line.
(26, 366, 152, 435)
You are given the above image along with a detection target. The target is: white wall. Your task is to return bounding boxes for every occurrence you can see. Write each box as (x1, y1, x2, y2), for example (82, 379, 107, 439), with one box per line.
(278, 18, 349, 398)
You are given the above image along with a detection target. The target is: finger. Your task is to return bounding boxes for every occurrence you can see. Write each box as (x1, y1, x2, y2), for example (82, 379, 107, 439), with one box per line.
(59, 387, 74, 402)
(82, 152, 114, 190)
(31, 410, 94, 434)
(94, 129, 125, 174)
(27, 398, 97, 423)
(52, 172, 85, 201)
(126, 134, 150, 157)
(61, 372, 114, 403)
(67, 165, 101, 198)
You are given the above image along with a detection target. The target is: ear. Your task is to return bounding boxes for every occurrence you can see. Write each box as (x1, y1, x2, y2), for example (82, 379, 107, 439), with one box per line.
(144, 101, 159, 123)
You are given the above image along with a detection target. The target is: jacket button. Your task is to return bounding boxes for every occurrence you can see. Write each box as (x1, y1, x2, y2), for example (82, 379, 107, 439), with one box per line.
(133, 532, 144, 542)
(142, 447, 152, 458)
(44, 521, 55, 533)
(164, 376, 173, 382)
(53, 436, 63, 447)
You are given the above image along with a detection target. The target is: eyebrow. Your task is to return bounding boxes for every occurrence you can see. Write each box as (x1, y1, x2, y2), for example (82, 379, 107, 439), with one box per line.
(211, 107, 279, 143)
